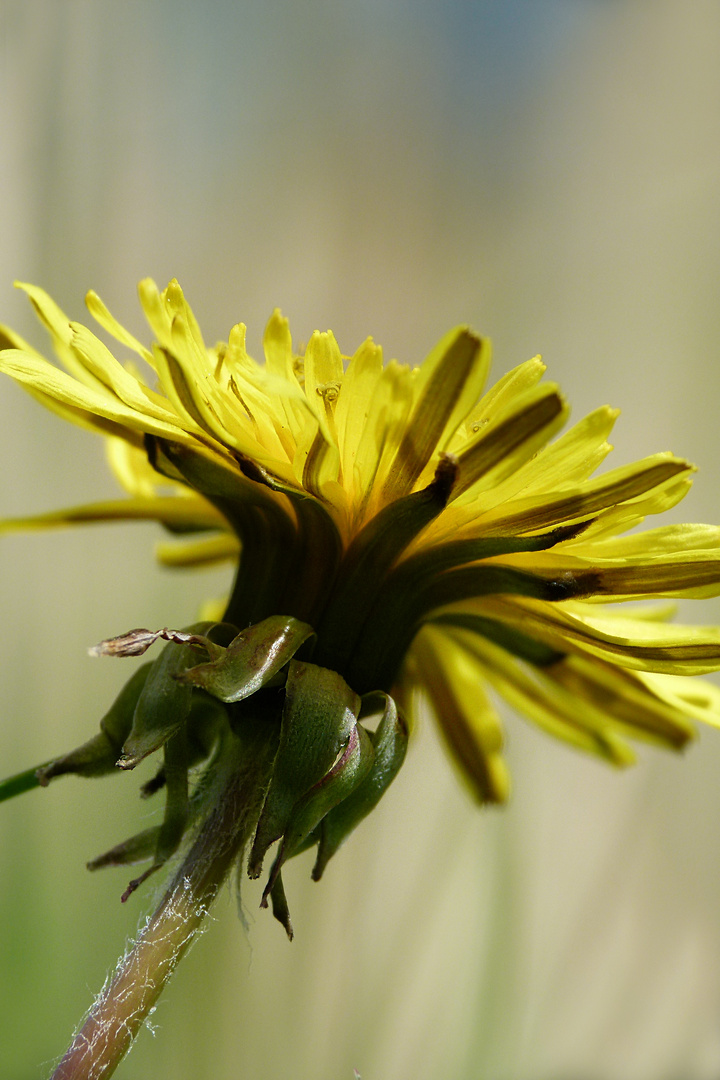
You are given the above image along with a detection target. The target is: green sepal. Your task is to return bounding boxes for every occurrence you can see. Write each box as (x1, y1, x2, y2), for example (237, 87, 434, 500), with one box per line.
(382, 520, 591, 587)
(261, 723, 374, 904)
(185, 691, 231, 762)
(351, 563, 586, 692)
(153, 726, 190, 864)
(90, 695, 232, 884)
(141, 692, 230, 796)
(120, 726, 192, 901)
(176, 615, 314, 703)
(146, 437, 277, 532)
(87, 825, 160, 870)
(355, 522, 589, 667)
(267, 871, 294, 940)
(312, 693, 408, 879)
(151, 439, 299, 625)
(35, 663, 153, 785)
(234, 454, 343, 625)
(314, 456, 458, 673)
(118, 624, 212, 769)
(281, 497, 343, 626)
(248, 660, 360, 877)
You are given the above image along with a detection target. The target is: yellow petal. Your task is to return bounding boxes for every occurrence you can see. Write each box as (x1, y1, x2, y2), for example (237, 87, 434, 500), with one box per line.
(15, 380, 140, 442)
(137, 278, 177, 352)
(411, 626, 511, 803)
(334, 337, 384, 503)
(449, 627, 637, 764)
(15, 282, 106, 391)
(475, 453, 693, 534)
(0, 348, 194, 445)
(574, 476, 693, 541)
(362, 359, 415, 515)
(459, 355, 547, 435)
(262, 308, 296, 381)
(0, 497, 223, 533)
(492, 537, 720, 603)
(220, 326, 293, 463)
(572, 521, 720, 558)
(492, 522, 720, 602)
(164, 280, 206, 353)
(638, 670, 720, 729)
(294, 411, 341, 497)
(543, 652, 695, 747)
(482, 405, 619, 504)
(452, 384, 567, 500)
(85, 290, 156, 368)
(303, 329, 343, 400)
(155, 533, 239, 567)
(70, 323, 180, 425)
(465, 596, 720, 675)
(420, 405, 615, 545)
(381, 327, 488, 501)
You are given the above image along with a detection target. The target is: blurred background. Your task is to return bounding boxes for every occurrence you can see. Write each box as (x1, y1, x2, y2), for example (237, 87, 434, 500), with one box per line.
(2, 2, 720, 1077)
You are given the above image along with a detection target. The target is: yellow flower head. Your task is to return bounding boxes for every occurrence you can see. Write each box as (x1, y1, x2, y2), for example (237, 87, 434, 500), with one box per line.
(2, 278, 720, 929)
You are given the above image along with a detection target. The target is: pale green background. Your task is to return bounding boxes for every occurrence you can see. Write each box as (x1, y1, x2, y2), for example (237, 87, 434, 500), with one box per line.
(1, 3, 720, 1078)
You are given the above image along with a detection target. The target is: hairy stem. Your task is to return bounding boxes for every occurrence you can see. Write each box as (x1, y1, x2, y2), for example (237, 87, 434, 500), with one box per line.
(51, 721, 277, 1080)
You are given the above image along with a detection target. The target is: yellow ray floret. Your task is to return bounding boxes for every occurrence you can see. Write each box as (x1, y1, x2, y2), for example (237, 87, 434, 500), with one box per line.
(3, 276, 720, 807)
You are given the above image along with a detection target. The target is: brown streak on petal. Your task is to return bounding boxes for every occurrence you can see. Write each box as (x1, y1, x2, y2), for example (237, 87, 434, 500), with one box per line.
(493, 460, 691, 533)
(579, 561, 720, 597)
(382, 330, 482, 500)
(454, 391, 565, 498)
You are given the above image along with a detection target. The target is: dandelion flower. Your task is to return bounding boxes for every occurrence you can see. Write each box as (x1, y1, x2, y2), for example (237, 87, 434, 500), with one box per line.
(2, 278, 720, 1075)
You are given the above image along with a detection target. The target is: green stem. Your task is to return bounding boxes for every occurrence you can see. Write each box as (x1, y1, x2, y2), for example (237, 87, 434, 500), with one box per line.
(50, 722, 276, 1080)
(0, 763, 47, 803)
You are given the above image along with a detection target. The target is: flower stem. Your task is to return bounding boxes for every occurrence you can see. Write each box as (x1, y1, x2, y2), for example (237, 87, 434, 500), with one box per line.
(50, 720, 277, 1080)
